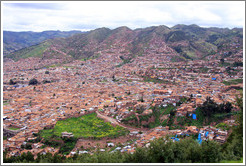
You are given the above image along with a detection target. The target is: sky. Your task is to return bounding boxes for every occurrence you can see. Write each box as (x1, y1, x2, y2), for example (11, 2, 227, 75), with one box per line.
(2, 1, 245, 32)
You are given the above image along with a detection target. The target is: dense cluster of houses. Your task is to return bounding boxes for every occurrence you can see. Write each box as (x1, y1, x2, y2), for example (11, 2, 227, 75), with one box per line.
(3, 37, 242, 158)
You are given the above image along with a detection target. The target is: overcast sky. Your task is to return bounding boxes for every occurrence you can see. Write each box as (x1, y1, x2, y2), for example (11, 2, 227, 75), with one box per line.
(2, 1, 245, 32)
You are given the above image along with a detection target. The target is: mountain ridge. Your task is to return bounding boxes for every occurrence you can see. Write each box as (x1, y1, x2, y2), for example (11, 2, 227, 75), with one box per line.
(4, 24, 243, 65)
(3, 30, 84, 55)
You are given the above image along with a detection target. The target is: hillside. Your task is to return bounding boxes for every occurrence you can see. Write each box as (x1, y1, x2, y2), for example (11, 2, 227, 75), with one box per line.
(3, 30, 83, 55)
(4, 25, 243, 64)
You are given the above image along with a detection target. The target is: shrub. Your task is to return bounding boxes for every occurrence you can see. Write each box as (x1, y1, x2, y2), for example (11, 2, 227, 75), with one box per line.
(9, 79, 16, 85)
(29, 78, 38, 85)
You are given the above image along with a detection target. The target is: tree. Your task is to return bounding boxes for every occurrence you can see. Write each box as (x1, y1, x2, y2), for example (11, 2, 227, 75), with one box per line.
(220, 58, 225, 64)
(221, 95, 243, 161)
(112, 75, 117, 82)
(26, 152, 34, 162)
(224, 102, 232, 113)
(9, 79, 16, 85)
(201, 140, 222, 162)
(200, 97, 218, 123)
(29, 78, 38, 85)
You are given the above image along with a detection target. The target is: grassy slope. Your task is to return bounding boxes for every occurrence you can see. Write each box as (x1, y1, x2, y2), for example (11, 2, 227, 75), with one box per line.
(5, 41, 51, 61)
(222, 79, 243, 85)
(40, 113, 128, 139)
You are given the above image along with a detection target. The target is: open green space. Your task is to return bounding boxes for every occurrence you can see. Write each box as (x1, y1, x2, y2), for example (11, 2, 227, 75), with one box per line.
(222, 79, 243, 85)
(40, 112, 128, 139)
(8, 127, 20, 130)
(142, 76, 170, 84)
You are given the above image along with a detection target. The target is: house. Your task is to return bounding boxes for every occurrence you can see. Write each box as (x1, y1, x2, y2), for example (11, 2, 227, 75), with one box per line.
(153, 90, 172, 96)
(61, 132, 74, 138)
(185, 126, 198, 133)
(79, 151, 88, 154)
(107, 143, 115, 147)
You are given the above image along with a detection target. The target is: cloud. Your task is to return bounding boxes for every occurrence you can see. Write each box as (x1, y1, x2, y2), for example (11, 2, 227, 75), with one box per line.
(2, 1, 245, 32)
(4, 3, 63, 10)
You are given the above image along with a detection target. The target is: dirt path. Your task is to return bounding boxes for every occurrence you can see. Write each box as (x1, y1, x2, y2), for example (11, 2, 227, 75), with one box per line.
(96, 111, 149, 133)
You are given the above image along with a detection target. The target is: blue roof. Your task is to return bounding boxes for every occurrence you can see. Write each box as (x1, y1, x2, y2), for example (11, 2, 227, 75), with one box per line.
(192, 114, 197, 120)
(198, 133, 201, 140)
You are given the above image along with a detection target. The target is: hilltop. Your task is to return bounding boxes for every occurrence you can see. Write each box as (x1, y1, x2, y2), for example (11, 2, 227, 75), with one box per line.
(3, 30, 83, 55)
(4, 24, 243, 66)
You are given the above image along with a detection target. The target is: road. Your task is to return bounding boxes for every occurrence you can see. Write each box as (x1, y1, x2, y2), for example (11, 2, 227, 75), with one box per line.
(96, 111, 149, 133)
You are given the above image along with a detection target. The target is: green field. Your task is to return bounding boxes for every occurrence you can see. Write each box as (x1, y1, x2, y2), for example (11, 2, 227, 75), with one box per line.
(222, 79, 243, 85)
(40, 113, 128, 139)
(8, 127, 20, 130)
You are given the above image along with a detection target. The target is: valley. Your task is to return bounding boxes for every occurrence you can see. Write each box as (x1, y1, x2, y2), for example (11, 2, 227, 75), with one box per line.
(2, 24, 243, 160)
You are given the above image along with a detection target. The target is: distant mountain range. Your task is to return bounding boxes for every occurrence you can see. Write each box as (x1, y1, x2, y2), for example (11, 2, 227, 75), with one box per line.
(3, 30, 83, 55)
(4, 24, 243, 62)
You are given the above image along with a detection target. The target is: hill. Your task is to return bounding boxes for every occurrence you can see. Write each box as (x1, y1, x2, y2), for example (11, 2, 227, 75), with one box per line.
(3, 30, 83, 55)
(4, 25, 243, 64)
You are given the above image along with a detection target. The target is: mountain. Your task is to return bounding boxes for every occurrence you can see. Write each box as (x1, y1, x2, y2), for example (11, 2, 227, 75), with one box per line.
(3, 30, 83, 55)
(4, 25, 243, 64)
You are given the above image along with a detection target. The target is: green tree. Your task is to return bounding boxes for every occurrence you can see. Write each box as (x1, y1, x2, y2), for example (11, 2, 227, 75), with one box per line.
(9, 79, 16, 85)
(200, 97, 218, 123)
(29, 78, 38, 85)
(201, 141, 222, 163)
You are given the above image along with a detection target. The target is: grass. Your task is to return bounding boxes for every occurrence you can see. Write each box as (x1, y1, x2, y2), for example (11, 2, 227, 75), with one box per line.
(142, 76, 170, 84)
(7, 41, 51, 61)
(222, 79, 243, 85)
(63, 66, 74, 69)
(236, 88, 243, 94)
(216, 122, 230, 131)
(45, 63, 62, 68)
(213, 112, 238, 118)
(218, 62, 231, 67)
(3, 100, 9, 105)
(116, 58, 132, 67)
(160, 105, 175, 115)
(8, 127, 20, 130)
(40, 113, 128, 139)
(220, 158, 243, 163)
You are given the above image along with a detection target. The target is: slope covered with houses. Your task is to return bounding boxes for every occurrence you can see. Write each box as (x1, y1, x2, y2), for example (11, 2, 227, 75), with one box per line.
(3, 24, 243, 158)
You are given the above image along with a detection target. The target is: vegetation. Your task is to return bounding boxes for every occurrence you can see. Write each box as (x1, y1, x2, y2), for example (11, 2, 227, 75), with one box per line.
(28, 78, 38, 85)
(222, 79, 243, 85)
(4, 95, 243, 163)
(40, 113, 128, 139)
(233, 61, 243, 67)
(42, 80, 52, 84)
(200, 97, 233, 124)
(142, 76, 170, 84)
(122, 104, 176, 129)
(3, 30, 81, 55)
(116, 56, 133, 67)
(59, 137, 77, 155)
(216, 122, 230, 131)
(220, 158, 243, 163)
(4, 137, 242, 163)
(9, 79, 16, 85)
(8, 127, 20, 130)
(5, 42, 51, 61)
